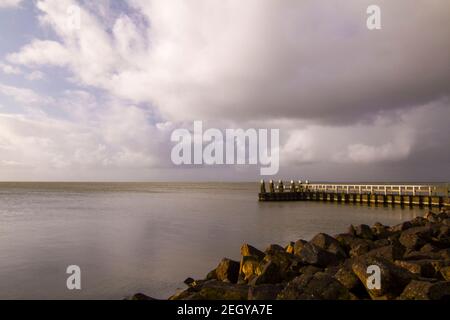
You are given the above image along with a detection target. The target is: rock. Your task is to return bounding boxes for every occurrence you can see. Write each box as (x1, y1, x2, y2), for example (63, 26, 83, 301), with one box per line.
(293, 239, 307, 256)
(265, 244, 285, 254)
(298, 265, 323, 276)
(285, 242, 295, 254)
(129, 293, 157, 300)
(263, 247, 300, 276)
(174, 281, 249, 300)
(349, 239, 374, 258)
(365, 244, 405, 261)
(424, 211, 439, 223)
(399, 226, 433, 250)
(440, 266, 450, 281)
(352, 256, 414, 298)
(250, 261, 282, 285)
(398, 280, 450, 300)
(420, 243, 438, 253)
(241, 244, 265, 261)
(410, 216, 428, 227)
(354, 224, 374, 240)
(239, 256, 262, 282)
(184, 277, 195, 286)
(372, 222, 391, 239)
(248, 284, 284, 300)
(310, 233, 347, 259)
(206, 269, 218, 280)
(394, 260, 442, 278)
(277, 272, 352, 300)
(298, 243, 340, 267)
(334, 263, 371, 299)
(389, 221, 412, 233)
(215, 258, 240, 283)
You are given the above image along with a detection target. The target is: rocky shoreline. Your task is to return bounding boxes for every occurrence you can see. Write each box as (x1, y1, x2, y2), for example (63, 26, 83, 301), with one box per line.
(132, 209, 450, 300)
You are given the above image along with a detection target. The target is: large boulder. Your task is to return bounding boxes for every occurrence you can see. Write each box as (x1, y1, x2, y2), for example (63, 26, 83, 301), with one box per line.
(241, 244, 265, 260)
(239, 256, 262, 283)
(389, 221, 413, 233)
(352, 256, 414, 298)
(365, 243, 406, 261)
(248, 284, 284, 300)
(394, 260, 444, 278)
(353, 224, 374, 240)
(298, 243, 340, 267)
(128, 293, 157, 300)
(440, 266, 450, 281)
(310, 233, 347, 259)
(277, 272, 353, 300)
(398, 280, 450, 300)
(215, 258, 240, 283)
(293, 239, 307, 256)
(249, 261, 283, 285)
(173, 281, 249, 300)
(399, 226, 434, 250)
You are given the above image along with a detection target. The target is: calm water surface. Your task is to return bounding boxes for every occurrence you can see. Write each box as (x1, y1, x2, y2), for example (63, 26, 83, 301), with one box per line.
(0, 182, 425, 299)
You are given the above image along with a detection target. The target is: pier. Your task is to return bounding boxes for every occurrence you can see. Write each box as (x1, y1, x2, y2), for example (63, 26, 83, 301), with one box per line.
(259, 180, 450, 208)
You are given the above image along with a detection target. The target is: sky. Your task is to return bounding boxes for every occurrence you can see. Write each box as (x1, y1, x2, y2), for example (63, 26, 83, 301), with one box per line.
(0, 0, 449, 182)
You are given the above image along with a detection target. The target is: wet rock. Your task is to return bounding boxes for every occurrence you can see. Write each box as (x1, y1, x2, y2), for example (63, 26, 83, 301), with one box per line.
(310, 233, 347, 259)
(277, 272, 352, 300)
(241, 243, 265, 261)
(398, 280, 450, 300)
(352, 256, 413, 298)
(248, 284, 284, 300)
(298, 243, 340, 267)
(215, 258, 240, 283)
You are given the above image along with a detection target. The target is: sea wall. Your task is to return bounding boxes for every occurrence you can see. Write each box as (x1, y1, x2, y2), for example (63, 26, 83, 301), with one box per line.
(132, 209, 450, 300)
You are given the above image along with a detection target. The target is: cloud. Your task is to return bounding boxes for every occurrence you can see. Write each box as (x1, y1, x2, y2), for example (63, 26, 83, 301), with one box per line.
(26, 70, 45, 81)
(0, 83, 50, 105)
(0, 62, 22, 75)
(0, 0, 23, 9)
(1, 0, 450, 180)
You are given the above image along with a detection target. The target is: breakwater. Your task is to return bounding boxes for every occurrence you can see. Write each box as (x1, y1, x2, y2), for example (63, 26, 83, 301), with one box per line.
(132, 209, 450, 300)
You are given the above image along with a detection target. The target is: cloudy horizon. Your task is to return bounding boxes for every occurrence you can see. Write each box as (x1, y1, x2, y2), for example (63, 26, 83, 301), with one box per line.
(0, 0, 449, 182)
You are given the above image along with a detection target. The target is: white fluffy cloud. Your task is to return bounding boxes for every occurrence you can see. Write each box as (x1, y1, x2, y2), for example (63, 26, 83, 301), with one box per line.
(0, 0, 22, 9)
(1, 0, 449, 180)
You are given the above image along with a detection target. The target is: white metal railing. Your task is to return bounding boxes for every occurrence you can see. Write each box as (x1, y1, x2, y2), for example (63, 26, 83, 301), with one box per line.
(266, 181, 449, 197)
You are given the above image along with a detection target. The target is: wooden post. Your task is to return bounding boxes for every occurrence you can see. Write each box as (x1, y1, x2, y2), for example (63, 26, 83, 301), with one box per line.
(260, 180, 266, 194)
(269, 180, 275, 193)
(278, 180, 284, 193)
